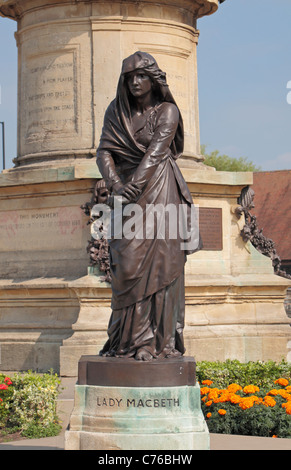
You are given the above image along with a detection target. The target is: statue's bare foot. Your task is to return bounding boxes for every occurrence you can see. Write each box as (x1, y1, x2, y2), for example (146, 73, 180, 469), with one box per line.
(135, 348, 153, 361)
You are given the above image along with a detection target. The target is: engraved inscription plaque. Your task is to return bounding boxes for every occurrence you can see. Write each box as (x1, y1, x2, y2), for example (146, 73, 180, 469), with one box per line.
(24, 50, 77, 143)
(0, 206, 86, 252)
(199, 207, 223, 251)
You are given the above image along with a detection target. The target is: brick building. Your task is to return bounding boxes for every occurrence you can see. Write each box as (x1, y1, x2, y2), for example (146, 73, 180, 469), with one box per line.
(251, 170, 291, 317)
(252, 170, 291, 275)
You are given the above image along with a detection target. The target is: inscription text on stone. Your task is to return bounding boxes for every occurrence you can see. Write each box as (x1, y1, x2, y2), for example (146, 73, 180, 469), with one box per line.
(96, 397, 180, 408)
(24, 50, 77, 141)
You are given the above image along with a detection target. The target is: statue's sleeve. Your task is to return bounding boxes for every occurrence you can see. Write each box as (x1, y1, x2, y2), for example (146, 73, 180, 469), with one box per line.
(131, 102, 179, 190)
(96, 149, 122, 192)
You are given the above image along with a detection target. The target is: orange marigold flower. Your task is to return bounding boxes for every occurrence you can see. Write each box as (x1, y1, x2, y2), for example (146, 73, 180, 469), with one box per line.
(208, 389, 219, 400)
(267, 389, 279, 396)
(272, 435, 277, 438)
(285, 386, 291, 393)
(202, 380, 213, 386)
(243, 385, 260, 394)
(218, 409, 226, 416)
(205, 400, 213, 407)
(227, 383, 242, 393)
(263, 396, 276, 407)
(229, 393, 241, 404)
(218, 395, 229, 403)
(283, 402, 291, 415)
(239, 398, 255, 410)
(276, 390, 291, 400)
(206, 413, 211, 418)
(200, 387, 211, 396)
(250, 395, 260, 403)
(274, 378, 289, 387)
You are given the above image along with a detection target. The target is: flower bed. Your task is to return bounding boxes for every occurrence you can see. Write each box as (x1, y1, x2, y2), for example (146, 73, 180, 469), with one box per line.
(0, 370, 62, 440)
(197, 360, 291, 438)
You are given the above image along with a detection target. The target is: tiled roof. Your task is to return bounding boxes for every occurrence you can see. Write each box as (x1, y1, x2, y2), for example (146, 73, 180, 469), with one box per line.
(251, 170, 291, 261)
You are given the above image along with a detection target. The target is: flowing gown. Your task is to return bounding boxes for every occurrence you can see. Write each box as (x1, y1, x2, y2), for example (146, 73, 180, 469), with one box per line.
(96, 97, 201, 359)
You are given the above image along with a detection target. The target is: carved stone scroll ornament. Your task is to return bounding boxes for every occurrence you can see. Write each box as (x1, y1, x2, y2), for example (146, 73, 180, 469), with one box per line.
(80, 179, 112, 283)
(235, 186, 291, 280)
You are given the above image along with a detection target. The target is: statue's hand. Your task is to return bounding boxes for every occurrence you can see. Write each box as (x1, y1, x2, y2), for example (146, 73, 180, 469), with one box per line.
(112, 181, 141, 203)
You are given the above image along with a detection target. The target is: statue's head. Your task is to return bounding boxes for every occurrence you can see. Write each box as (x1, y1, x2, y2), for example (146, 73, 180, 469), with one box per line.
(118, 51, 170, 104)
(114, 51, 184, 157)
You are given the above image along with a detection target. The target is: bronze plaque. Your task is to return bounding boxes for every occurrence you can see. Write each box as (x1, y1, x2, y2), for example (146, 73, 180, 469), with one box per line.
(78, 356, 196, 387)
(199, 207, 223, 251)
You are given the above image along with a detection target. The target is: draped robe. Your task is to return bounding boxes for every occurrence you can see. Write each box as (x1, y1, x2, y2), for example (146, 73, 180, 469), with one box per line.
(96, 52, 201, 359)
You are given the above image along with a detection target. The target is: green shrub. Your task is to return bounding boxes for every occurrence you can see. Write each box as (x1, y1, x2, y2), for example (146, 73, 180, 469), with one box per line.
(196, 359, 291, 389)
(0, 370, 62, 439)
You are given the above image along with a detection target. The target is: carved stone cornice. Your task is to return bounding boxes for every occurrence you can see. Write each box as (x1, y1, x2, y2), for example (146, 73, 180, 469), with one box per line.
(0, 0, 219, 22)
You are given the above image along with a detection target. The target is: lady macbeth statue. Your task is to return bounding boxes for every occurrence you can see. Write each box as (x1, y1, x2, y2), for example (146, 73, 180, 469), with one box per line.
(96, 51, 202, 361)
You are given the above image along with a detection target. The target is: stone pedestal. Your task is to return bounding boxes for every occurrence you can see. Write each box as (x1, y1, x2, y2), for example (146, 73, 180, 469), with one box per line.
(65, 356, 210, 450)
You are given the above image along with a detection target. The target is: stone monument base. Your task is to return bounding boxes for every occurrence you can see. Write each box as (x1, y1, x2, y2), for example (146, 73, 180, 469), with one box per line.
(65, 356, 209, 450)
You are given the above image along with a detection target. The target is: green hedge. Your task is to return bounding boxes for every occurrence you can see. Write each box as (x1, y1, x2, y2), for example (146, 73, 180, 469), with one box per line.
(196, 359, 291, 389)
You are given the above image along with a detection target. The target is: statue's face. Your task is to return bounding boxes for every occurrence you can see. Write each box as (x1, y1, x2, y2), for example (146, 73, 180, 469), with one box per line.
(126, 70, 152, 98)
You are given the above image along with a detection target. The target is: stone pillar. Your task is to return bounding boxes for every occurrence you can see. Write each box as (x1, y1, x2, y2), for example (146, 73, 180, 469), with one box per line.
(0, 0, 219, 168)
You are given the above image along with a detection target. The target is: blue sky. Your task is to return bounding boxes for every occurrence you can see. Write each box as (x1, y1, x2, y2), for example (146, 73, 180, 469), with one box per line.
(0, 0, 291, 171)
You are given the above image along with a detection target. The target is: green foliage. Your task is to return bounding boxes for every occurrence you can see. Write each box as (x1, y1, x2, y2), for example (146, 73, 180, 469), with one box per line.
(196, 359, 291, 389)
(21, 422, 62, 439)
(201, 145, 261, 172)
(0, 370, 62, 439)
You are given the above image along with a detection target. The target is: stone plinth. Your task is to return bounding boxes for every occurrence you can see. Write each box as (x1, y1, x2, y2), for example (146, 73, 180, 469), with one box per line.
(0, 0, 219, 168)
(65, 356, 210, 450)
(78, 355, 196, 387)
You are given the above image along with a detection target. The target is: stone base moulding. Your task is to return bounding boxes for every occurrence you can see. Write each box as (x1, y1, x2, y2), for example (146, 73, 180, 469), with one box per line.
(65, 356, 210, 450)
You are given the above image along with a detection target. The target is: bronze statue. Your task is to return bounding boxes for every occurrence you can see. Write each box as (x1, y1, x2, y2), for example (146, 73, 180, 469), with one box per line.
(96, 51, 202, 361)
(81, 180, 112, 283)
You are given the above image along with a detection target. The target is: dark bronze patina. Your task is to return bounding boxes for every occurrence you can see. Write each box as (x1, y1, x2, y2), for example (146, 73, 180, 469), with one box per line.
(78, 355, 196, 387)
(81, 180, 112, 283)
(96, 51, 202, 361)
(199, 207, 223, 251)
